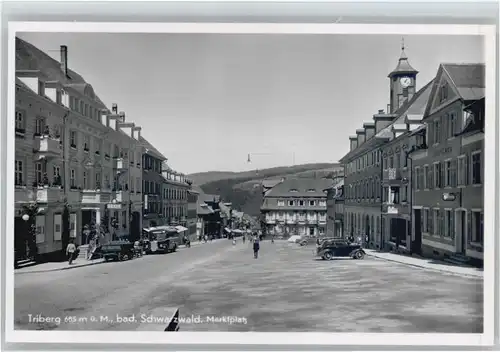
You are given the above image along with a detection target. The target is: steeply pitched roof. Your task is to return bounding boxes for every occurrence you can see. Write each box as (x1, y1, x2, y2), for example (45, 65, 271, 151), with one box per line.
(442, 63, 485, 101)
(265, 178, 333, 198)
(16, 37, 107, 109)
(262, 179, 283, 189)
(140, 136, 167, 161)
(388, 49, 419, 77)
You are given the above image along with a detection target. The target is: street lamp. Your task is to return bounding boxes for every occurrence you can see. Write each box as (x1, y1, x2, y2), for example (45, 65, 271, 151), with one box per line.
(22, 214, 30, 222)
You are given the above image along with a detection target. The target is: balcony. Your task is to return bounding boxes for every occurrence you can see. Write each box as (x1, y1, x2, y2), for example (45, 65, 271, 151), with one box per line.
(307, 218, 318, 224)
(382, 202, 407, 215)
(318, 218, 327, 225)
(286, 218, 296, 224)
(81, 190, 112, 204)
(15, 187, 33, 204)
(113, 158, 127, 173)
(67, 189, 82, 204)
(33, 136, 62, 160)
(297, 218, 306, 224)
(36, 187, 63, 203)
(266, 219, 276, 224)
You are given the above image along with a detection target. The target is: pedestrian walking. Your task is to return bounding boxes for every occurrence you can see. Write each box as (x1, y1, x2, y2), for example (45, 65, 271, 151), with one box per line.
(66, 240, 77, 265)
(204, 234, 208, 243)
(253, 235, 260, 259)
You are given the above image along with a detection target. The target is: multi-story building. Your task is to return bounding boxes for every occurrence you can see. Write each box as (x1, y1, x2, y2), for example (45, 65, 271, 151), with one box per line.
(325, 179, 344, 238)
(186, 186, 198, 241)
(411, 64, 484, 265)
(340, 45, 430, 249)
(14, 38, 144, 261)
(198, 193, 222, 237)
(260, 178, 331, 238)
(162, 165, 190, 227)
(141, 139, 167, 228)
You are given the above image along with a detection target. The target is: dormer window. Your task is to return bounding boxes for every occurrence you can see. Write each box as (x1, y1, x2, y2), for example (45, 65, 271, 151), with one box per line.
(277, 200, 285, 207)
(289, 189, 298, 193)
(307, 189, 315, 192)
(38, 80, 45, 96)
(288, 200, 294, 206)
(56, 90, 62, 105)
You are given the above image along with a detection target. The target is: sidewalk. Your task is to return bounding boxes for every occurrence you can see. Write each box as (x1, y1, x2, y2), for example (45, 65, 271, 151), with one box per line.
(365, 249, 483, 278)
(15, 258, 106, 275)
(16, 239, 227, 274)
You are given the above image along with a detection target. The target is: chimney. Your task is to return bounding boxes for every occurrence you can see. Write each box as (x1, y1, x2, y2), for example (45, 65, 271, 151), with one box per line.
(60, 45, 68, 76)
(112, 103, 118, 114)
(133, 126, 142, 140)
(349, 136, 358, 151)
(356, 128, 366, 146)
(119, 111, 125, 122)
(363, 122, 376, 140)
(373, 110, 394, 133)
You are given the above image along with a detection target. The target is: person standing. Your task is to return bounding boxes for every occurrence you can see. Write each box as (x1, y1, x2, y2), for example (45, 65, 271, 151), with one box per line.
(66, 240, 77, 265)
(253, 235, 260, 259)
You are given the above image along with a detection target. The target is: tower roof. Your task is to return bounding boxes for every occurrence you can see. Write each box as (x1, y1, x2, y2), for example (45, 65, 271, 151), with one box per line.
(388, 39, 418, 77)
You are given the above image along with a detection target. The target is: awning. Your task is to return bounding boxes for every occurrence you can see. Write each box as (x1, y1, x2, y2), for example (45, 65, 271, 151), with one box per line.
(224, 227, 232, 233)
(232, 229, 244, 234)
(175, 225, 188, 233)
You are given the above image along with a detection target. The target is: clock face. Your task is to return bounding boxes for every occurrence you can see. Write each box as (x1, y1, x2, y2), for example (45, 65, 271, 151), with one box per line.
(400, 76, 412, 88)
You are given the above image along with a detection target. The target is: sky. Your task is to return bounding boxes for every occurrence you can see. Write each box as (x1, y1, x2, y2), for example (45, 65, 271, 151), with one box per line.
(17, 32, 484, 174)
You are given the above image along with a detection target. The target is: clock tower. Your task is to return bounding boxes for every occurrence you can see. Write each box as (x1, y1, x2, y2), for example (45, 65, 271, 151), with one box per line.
(388, 39, 418, 113)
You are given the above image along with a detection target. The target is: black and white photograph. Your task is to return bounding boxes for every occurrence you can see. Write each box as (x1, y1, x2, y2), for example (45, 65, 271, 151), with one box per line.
(5, 22, 495, 346)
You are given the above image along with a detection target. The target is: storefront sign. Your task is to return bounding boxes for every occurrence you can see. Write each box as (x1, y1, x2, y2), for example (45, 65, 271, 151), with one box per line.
(107, 203, 122, 210)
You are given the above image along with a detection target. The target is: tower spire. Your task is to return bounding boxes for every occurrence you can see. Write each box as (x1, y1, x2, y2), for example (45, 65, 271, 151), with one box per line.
(401, 36, 405, 51)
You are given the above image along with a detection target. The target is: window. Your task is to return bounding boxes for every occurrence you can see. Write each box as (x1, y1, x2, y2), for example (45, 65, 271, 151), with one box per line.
(457, 156, 466, 186)
(54, 214, 62, 241)
(35, 162, 43, 184)
(432, 209, 439, 236)
(423, 165, 429, 189)
(35, 117, 45, 135)
(433, 119, 441, 145)
(471, 151, 482, 184)
(439, 83, 448, 103)
(433, 163, 441, 188)
(95, 172, 101, 189)
(38, 80, 45, 96)
(83, 135, 90, 151)
(309, 200, 316, 206)
(288, 200, 294, 206)
(445, 160, 452, 187)
(389, 156, 394, 168)
(401, 186, 408, 202)
(448, 113, 457, 138)
(15, 110, 25, 133)
(471, 211, 484, 244)
(319, 200, 326, 207)
(15, 160, 23, 186)
(80, 101, 84, 114)
(277, 200, 285, 207)
(70, 169, 76, 188)
(423, 208, 430, 233)
(394, 152, 400, 169)
(70, 213, 77, 238)
(35, 215, 45, 243)
(70, 131, 77, 148)
(53, 165, 61, 185)
(83, 171, 88, 189)
(444, 210, 454, 239)
(298, 200, 305, 206)
(414, 167, 421, 190)
(56, 90, 62, 105)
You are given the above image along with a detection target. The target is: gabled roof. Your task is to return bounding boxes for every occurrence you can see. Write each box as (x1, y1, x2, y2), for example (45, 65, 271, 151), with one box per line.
(197, 203, 214, 215)
(262, 179, 283, 189)
(140, 136, 167, 161)
(459, 97, 485, 136)
(200, 193, 220, 203)
(442, 63, 485, 101)
(265, 178, 332, 198)
(16, 37, 107, 109)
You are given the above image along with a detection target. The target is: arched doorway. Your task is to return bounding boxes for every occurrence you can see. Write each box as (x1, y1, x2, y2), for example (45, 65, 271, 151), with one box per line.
(365, 215, 370, 247)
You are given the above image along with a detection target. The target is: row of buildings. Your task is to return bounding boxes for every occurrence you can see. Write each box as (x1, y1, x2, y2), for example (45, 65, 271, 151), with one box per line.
(335, 45, 484, 265)
(259, 45, 484, 266)
(14, 38, 197, 262)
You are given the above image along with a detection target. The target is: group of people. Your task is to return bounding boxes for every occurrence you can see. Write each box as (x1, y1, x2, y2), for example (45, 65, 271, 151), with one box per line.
(231, 233, 264, 259)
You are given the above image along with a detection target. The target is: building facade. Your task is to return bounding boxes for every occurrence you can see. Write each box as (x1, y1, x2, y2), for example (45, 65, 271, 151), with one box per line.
(141, 140, 167, 228)
(162, 166, 190, 227)
(411, 64, 484, 264)
(260, 178, 331, 238)
(186, 187, 198, 241)
(325, 180, 345, 238)
(15, 39, 144, 261)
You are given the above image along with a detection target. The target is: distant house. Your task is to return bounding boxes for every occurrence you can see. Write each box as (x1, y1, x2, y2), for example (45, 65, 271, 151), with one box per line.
(260, 178, 333, 238)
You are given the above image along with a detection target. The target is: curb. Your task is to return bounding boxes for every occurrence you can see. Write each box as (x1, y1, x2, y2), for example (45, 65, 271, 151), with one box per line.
(15, 259, 106, 275)
(366, 253, 483, 279)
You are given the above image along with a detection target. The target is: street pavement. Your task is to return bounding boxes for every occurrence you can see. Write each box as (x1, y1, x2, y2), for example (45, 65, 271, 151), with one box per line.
(14, 239, 482, 333)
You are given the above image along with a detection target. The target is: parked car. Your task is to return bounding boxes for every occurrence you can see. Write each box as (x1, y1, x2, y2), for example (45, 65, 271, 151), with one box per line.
(316, 239, 365, 260)
(288, 235, 302, 243)
(101, 241, 135, 262)
(142, 226, 181, 254)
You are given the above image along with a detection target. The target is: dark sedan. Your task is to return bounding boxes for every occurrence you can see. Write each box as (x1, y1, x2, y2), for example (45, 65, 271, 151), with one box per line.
(316, 239, 365, 260)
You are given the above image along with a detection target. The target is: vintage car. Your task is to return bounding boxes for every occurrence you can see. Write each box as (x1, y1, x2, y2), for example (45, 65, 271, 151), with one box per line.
(142, 226, 181, 254)
(101, 241, 135, 262)
(316, 239, 365, 260)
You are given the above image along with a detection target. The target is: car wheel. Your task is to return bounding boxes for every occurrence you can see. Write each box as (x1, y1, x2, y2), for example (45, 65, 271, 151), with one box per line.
(323, 251, 334, 260)
(172, 244, 177, 252)
(122, 254, 129, 261)
(355, 251, 365, 260)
